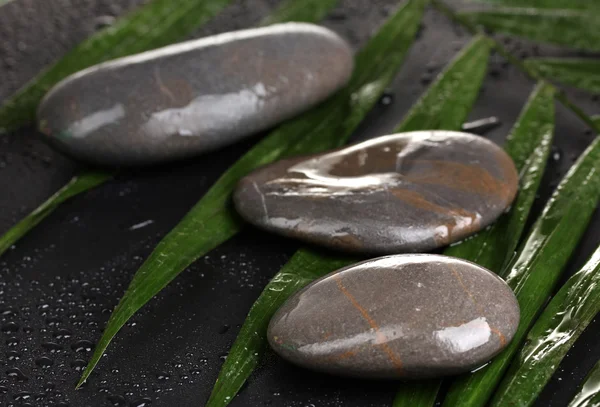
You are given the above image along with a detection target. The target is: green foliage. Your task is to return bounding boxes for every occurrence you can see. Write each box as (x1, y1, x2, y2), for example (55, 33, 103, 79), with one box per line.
(444, 134, 600, 407)
(526, 58, 600, 94)
(491, 244, 600, 406)
(461, 8, 600, 52)
(569, 361, 600, 407)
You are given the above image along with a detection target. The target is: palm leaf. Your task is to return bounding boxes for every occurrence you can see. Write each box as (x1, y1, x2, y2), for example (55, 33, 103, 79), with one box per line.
(78, 0, 430, 389)
(0, 0, 235, 132)
(261, 0, 339, 25)
(393, 381, 441, 407)
(526, 58, 600, 94)
(490, 243, 600, 406)
(569, 360, 600, 407)
(0, 171, 113, 257)
(460, 8, 600, 52)
(443, 134, 600, 407)
(207, 34, 491, 407)
(394, 81, 555, 407)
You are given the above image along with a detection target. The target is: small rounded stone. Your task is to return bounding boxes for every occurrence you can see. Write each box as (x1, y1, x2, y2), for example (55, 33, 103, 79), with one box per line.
(234, 130, 518, 254)
(268, 254, 520, 379)
(37, 23, 354, 166)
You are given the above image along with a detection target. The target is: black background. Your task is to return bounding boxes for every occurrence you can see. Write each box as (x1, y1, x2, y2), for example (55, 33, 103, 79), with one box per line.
(1, 0, 600, 406)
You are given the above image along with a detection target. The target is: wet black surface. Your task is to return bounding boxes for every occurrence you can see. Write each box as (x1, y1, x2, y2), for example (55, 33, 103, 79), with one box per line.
(1, 0, 600, 406)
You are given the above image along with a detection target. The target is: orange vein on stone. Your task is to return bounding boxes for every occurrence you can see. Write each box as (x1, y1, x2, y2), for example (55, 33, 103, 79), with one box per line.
(389, 189, 479, 244)
(333, 275, 403, 375)
(153, 66, 177, 103)
(449, 264, 506, 346)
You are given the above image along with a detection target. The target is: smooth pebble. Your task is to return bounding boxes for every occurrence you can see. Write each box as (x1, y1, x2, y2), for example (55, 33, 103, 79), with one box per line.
(37, 23, 354, 166)
(268, 254, 520, 379)
(235, 130, 518, 254)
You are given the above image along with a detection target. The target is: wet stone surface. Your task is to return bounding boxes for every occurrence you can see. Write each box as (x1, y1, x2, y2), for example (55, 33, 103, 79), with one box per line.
(268, 254, 520, 379)
(235, 130, 519, 254)
(37, 22, 353, 166)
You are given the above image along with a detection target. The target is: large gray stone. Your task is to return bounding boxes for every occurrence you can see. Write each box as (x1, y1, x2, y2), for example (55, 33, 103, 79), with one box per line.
(234, 131, 518, 254)
(37, 23, 353, 166)
(268, 254, 520, 379)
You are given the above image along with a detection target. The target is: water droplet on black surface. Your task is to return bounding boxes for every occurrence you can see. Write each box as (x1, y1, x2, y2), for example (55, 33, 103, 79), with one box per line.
(53, 328, 72, 340)
(6, 350, 21, 361)
(71, 339, 93, 352)
(130, 398, 152, 407)
(156, 372, 170, 381)
(6, 336, 19, 347)
(218, 324, 230, 334)
(13, 391, 32, 401)
(6, 367, 28, 381)
(70, 359, 87, 371)
(552, 146, 562, 162)
(0, 385, 8, 394)
(35, 356, 54, 367)
(1, 307, 17, 317)
(41, 341, 63, 352)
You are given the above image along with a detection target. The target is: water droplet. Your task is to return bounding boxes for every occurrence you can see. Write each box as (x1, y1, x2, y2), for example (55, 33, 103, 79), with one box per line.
(6, 337, 19, 347)
(71, 339, 93, 352)
(130, 398, 151, 407)
(53, 328, 72, 340)
(6, 350, 21, 361)
(70, 359, 87, 371)
(379, 92, 394, 106)
(156, 372, 170, 381)
(0, 385, 8, 394)
(41, 341, 63, 352)
(0, 307, 17, 317)
(13, 391, 32, 401)
(218, 325, 230, 334)
(552, 146, 562, 162)
(6, 367, 28, 381)
(35, 356, 54, 367)
(45, 317, 62, 327)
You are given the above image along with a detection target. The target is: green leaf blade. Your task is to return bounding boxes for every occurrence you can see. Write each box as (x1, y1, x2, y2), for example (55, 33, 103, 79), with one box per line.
(0, 0, 235, 132)
(460, 8, 600, 52)
(569, 360, 600, 407)
(444, 82, 555, 273)
(393, 381, 441, 407)
(443, 135, 600, 407)
(526, 58, 600, 94)
(394, 81, 555, 407)
(0, 171, 113, 257)
(79, 0, 429, 389)
(210, 33, 491, 407)
(261, 0, 339, 26)
(490, 244, 600, 407)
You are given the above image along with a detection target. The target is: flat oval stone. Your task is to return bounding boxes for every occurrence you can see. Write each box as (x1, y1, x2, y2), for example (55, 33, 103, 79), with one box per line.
(268, 254, 520, 379)
(234, 131, 518, 254)
(37, 23, 353, 166)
